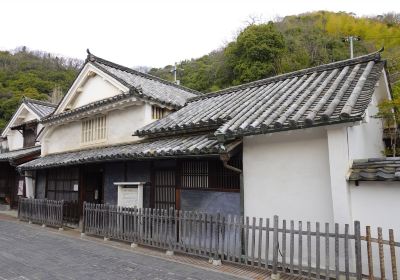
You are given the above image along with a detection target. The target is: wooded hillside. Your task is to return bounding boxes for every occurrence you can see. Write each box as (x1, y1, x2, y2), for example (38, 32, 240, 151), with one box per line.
(0, 47, 81, 130)
(149, 11, 400, 95)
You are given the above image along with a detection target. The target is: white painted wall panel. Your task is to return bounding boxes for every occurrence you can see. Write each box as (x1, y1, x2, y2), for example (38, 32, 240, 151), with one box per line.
(43, 104, 150, 155)
(70, 75, 122, 109)
(243, 128, 334, 223)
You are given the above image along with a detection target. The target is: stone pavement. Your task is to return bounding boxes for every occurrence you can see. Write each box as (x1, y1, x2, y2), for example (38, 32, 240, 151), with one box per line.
(0, 219, 243, 280)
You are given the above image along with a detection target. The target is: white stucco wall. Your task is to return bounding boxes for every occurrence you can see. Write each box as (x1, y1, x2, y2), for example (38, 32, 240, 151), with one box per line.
(347, 78, 387, 159)
(350, 181, 400, 278)
(351, 181, 400, 234)
(69, 74, 122, 109)
(243, 128, 334, 223)
(43, 103, 150, 155)
(7, 130, 24, 151)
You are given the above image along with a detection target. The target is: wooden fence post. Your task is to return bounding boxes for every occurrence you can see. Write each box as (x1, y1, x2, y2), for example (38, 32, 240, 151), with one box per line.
(354, 221, 362, 280)
(81, 202, 86, 235)
(272, 215, 279, 278)
(213, 213, 221, 265)
(17, 197, 21, 219)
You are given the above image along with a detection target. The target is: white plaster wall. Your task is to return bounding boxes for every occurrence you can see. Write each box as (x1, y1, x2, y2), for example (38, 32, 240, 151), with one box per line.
(44, 104, 149, 155)
(107, 105, 146, 144)
(7, 130, 24, 151)
(243, 128, 334, 223)
(69, 75, 122, 109)
(350, 181, 400, 278)
(351, 181, 400, 234)
(347, 82, 387, 159)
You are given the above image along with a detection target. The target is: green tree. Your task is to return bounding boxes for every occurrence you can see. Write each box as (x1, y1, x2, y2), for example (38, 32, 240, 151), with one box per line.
(224, 22, 286, 85)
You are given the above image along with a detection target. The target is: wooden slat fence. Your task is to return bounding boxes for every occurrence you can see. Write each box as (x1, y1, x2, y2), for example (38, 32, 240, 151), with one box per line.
(18, 198, 64, 228)
(83, 203, 400, 279)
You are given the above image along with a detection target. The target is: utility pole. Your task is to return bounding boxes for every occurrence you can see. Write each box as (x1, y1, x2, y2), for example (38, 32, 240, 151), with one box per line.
(342, 36, 361, 58)
(170, 63, 183, 85)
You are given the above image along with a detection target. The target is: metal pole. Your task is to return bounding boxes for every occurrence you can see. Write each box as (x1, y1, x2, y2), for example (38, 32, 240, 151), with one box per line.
(350, 36, 354, 59)
(174, 63, 177, 84)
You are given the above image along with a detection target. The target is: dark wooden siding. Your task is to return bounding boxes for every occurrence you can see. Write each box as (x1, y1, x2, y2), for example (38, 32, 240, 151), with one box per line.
(46, 167, 79, 202)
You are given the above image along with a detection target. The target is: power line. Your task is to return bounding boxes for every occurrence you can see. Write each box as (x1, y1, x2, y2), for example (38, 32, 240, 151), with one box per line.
(363, 36, 400, 39)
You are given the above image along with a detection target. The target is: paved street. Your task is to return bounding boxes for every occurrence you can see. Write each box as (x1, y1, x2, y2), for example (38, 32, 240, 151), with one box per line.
(0, 220, 241, 280)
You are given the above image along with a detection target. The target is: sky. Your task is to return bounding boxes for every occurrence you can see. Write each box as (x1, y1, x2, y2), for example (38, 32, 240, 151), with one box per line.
(0, 0, 399, 68)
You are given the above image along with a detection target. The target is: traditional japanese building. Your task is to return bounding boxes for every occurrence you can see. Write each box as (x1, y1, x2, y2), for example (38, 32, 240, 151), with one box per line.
(0, 98, 56, 209)
(20, 50, 397, 237)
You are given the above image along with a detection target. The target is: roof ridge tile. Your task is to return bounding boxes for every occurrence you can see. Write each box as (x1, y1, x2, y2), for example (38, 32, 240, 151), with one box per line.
(89, 53, 201, 95)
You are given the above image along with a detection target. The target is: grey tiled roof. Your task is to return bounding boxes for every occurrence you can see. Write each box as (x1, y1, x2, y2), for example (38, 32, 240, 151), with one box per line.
(89, 53, 199, 107)
(349, 158, 400, 181)
(18, 135, 233, 171)
(0, 146, 41, 162)
(23, 98, 57, 119)
(41, 91, 136, 124)
(136, 52, 385, 141)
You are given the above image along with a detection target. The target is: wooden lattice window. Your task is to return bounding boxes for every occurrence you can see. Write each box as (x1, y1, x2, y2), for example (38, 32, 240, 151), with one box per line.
(152, 106, 171, 120)
(180, 158, 241, 191)
(46, 167, 79, 202)
(81, 115, 106, 144)
(23, 124, 37, 148)
(182, 160, 209, 189)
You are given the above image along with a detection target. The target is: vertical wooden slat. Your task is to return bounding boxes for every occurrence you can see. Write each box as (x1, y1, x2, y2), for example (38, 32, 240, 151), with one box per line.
(196, 213, 202, 255)
(214, 213, 220, 261)
(389, 229, 398, 280)
(290, 220, 294, 275)
(245, 216, 249, 265)
(354, 221, 363, 280)
(281, 220, 287, 272)
(251, 217, 256, 266)
(258, 218, 263, 268)
(307, 221, 312, 279)
(335, 223, 340, 280)
(221, 215, 225, 260)
(366, 226, 374, 279)
(325, 223, 330, 279)
(316, 222, 321, 279)
(188, 211, 193, 253)
(209, 214, 213, 259)
(272, 215, 279, 275)
(265, 218, 270, 270)
(202, 212, 207, 256)
(378, 227, 386, 280)
(298, 221, 303, 275)
(344, 224, 350, 280)
(227, 215, 232, 261)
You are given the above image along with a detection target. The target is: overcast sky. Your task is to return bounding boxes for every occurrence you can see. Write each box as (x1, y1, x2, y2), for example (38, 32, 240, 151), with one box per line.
(1, 0, 399, 68)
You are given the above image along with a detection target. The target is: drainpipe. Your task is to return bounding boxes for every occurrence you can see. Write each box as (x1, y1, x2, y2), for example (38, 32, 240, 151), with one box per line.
(220, 153, 242, 174)
(220, 153, 245, 258)
(220, 153, 244, 217)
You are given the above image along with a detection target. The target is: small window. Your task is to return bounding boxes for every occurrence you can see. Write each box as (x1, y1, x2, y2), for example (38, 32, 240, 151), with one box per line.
(152, 105, 170, 120)
(81, 115, 106, 144)
(23, 124, 37, 148)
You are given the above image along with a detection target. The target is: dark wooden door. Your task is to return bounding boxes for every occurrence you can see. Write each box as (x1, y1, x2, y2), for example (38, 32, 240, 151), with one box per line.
(153, 168, 176, 210)
(0, 163, 16, 207)
(81, 168, 103, 205)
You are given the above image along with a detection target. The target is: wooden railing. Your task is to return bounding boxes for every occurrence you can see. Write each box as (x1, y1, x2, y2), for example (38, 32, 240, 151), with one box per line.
(18, 198, 64, 228)
(83, 203, 400, 279)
